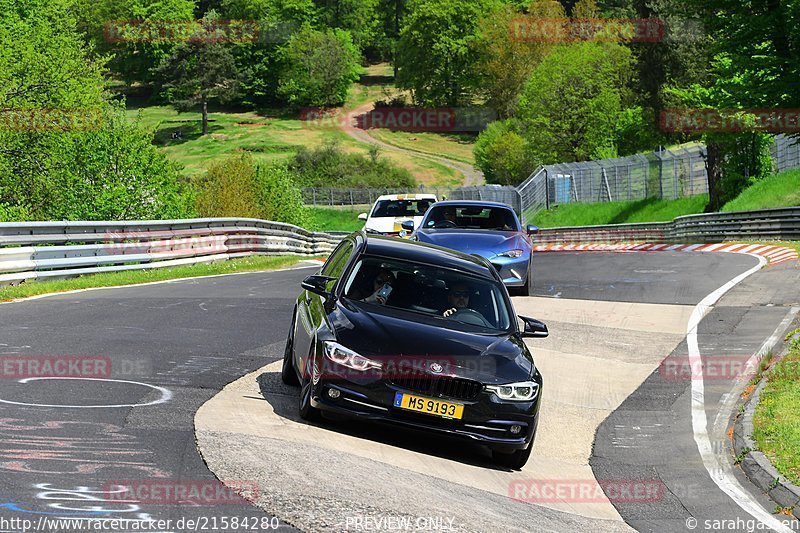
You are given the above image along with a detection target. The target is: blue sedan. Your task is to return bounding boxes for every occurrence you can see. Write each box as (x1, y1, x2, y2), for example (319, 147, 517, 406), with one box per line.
(403, 201, 538, 296)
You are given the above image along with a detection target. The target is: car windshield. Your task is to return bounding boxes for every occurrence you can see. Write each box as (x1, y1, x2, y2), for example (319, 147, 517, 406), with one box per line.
(342, 256, 512, 333)
(371, 199, 435, 218)
(423, 205, 519, 231)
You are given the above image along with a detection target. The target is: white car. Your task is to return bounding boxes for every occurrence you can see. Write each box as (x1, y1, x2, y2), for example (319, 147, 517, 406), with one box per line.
(358, 194, 438, 238)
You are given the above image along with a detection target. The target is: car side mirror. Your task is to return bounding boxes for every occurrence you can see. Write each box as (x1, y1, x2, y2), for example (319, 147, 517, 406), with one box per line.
(301, 275, 335, 298)
(519, 316, 548, 338)
(358, 213, 368, 221)
(526, 225, 540, 235)
(401, 220, 414, 232)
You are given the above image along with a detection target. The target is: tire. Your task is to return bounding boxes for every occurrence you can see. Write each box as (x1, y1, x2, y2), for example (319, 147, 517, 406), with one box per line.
(492, 442, 533, 470)
(281, 311, 300, 386)
(298, 374, 321, 421)
(510, 260, 532, 297)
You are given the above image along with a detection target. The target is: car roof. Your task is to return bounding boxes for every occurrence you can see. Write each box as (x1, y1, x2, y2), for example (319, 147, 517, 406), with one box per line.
(431, 200, 514, 210)
(374, 194, 437, 201)
(359, 234, 496, 279)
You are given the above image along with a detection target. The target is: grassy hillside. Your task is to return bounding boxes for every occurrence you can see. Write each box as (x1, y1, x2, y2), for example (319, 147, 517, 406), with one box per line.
(532, 195, 709, 228)
(722, 168, 800, 212)
(307, 207, 365, 232)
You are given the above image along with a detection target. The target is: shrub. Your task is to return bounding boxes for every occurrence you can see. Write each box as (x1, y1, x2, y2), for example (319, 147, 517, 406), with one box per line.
(474, 120, 536, 185)
(288, 140, 415, 188)
(195, 153, 308, 227)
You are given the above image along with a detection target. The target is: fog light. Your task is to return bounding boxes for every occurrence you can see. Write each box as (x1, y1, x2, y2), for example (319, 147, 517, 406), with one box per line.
(510, 425, 522, 435)
(328, 388, 341, 399)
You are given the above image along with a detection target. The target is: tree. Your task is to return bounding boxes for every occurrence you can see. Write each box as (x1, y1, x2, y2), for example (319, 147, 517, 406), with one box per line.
(154, 17, 241, 135)
(0, 0, 194, 221)
(314, 0, 381, 52)
(376, 0, 408, 74)
(277, 25, 361, 107)
(474, 0, 565, 118)
(474, 120, 536, 185)
(669, 0, 799, 210)
(71, 0, 197, 86)
(516, 42, 636, 163)
(396, 0, 499, 107)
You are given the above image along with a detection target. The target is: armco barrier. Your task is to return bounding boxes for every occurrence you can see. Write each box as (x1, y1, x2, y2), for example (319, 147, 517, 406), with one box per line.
(0, 218, 345, 286)
(532, 207, 800, 244)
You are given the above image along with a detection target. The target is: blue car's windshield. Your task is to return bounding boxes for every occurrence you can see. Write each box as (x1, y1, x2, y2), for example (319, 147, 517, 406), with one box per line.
(423, 205, 519, 231)
(342, 256, 512, 333)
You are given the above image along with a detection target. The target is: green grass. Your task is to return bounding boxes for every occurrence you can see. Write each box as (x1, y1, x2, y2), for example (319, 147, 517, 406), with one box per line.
(307, 207, 365, 232)
(753, 333, 800, 485)
(0, 255, 315, 303)
(126, 103, 461, 186)
(722, 168, 800, 212)
(124, 62, 465, 187)
(368, 130, 477, 165)
(532, 195, 709, 228)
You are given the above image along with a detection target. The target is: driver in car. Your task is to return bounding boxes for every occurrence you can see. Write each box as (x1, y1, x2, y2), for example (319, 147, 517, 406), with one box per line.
(443, 282, 471, 317)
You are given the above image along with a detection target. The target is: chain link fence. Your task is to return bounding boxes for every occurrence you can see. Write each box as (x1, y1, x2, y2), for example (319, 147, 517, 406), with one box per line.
(772, 134, 800, 173)
(517, 144, 710, 222)
(303, 135, 800, 224)
(302, 187, 456, 208)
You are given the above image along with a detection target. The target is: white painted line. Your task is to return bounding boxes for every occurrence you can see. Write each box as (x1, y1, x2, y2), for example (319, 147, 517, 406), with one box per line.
(687, 253, 795, 532)
(0, 377, 172, 408)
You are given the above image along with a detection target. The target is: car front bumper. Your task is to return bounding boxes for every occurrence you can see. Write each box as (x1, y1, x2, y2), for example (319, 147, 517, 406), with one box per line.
(487, 255, 531, 287)
(308, 374, 541, 452)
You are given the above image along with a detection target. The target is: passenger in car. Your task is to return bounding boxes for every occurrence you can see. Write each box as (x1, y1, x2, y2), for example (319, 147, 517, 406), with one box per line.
(354, 269, 396, 305)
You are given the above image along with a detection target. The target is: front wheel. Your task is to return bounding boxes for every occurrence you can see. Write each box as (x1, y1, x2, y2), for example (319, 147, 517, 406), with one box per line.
(298, 359, 320, 421)
(281, 312, 299, 386)
(510, 260, 532, 297)
(492, 442, 533, 470)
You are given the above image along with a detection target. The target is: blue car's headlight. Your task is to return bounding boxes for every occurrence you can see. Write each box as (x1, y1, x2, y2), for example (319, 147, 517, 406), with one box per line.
(486, 381, 539, 401)
(498, 249, 524, 258)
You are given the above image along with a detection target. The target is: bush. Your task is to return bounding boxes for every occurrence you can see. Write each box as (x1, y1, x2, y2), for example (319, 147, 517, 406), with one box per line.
(278, 26, 362, 107)
(474, 120, 537, 185)
(196, 153, 308, 227)
(288, 140, 415, 188)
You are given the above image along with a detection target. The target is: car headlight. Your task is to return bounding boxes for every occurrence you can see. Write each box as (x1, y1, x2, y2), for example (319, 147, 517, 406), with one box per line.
(485, 381, 539, 401)
(498, 249, 524, 258)
(323, 342, 381, 372)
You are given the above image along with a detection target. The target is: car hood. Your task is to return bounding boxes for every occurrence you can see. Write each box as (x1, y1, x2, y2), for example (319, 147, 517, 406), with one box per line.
(330, 301, 535, 384)
(416, 229, 526, 256)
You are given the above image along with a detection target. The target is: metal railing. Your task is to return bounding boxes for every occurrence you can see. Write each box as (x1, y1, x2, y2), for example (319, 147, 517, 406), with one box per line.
(531, 207, 800, 244)
(0, 219, 343, 286)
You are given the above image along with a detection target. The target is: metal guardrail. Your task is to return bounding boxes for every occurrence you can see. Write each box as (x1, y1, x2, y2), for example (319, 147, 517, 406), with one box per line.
(531, 207, 800, 244)
(0, 218, 343, 286)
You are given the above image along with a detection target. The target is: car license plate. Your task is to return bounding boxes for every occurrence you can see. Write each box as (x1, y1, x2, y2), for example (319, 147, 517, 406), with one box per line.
(393, 392, 464, 419)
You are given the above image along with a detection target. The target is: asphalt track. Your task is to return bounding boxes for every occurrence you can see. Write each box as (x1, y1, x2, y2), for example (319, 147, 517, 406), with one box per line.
(0, 253, 798, 532)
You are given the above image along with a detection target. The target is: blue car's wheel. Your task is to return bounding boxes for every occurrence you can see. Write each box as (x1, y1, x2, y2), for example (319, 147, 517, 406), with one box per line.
(511, 260, 532, 297)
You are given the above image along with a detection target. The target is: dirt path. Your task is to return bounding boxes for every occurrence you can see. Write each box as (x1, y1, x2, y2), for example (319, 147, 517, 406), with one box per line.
(341, 102, 485, 187)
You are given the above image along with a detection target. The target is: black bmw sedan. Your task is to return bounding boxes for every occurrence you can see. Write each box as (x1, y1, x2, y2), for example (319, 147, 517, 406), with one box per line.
(281, 232, 548, 469)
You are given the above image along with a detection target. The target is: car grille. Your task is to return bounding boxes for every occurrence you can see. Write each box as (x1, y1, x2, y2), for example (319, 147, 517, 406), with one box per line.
(390, 372, 483, 401)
